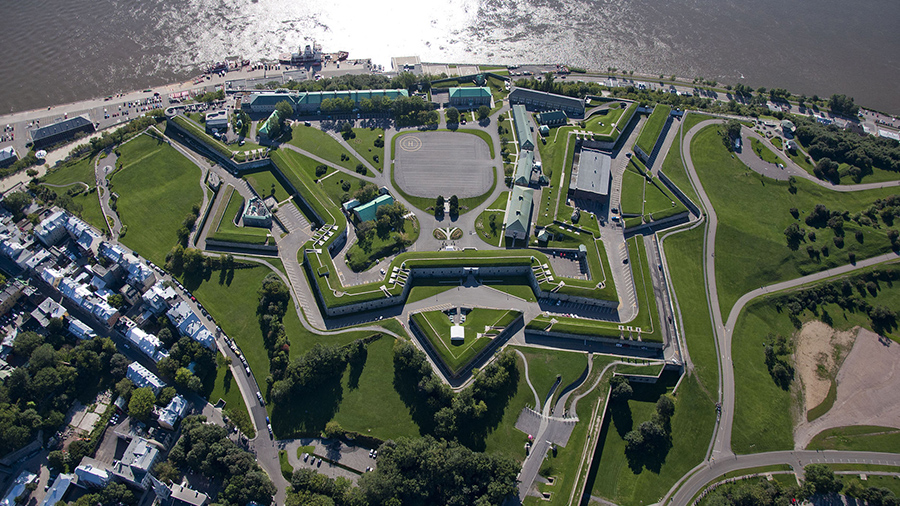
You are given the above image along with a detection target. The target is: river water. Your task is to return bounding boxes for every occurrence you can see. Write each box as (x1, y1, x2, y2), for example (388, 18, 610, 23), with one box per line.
(1, 0, 898, 114)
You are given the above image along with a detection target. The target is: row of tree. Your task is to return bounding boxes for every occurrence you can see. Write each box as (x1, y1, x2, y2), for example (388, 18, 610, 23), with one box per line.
(703, 464, 884, 505)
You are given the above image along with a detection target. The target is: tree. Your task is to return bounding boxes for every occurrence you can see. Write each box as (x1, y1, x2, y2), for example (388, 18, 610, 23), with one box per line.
(324, 420, 344, 439)
(828, 94, 858, 117)
(803, 464, 843, 497)
(784, 223, 805, 250)
(275, 100, 295, 121)
(157, 386, 177, 407)
(609, 376, 633, 402)
(48, 450, 67, 472)
(446, 107, 460, 124)
(435, 195, 445, 218)
(353, 183, 379, 204)
(2, 192, 32, 219)
(128, 387, 156, 421)
(477, 105, 491, 120)
(107, 294, 126, 310)
(449, 195, 459, 217)
(13, 331, 44, 358)
(315, 164, 328, 177)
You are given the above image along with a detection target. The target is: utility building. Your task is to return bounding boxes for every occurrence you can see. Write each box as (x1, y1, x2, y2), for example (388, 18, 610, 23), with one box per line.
(569, 149, 611, 204)
(536, 110, 567, 126)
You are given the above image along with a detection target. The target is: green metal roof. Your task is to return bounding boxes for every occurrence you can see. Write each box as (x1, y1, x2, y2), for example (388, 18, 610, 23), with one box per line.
(514, 149, 533, 186)
(512, 105, 534, 150)
(449, 87, 492, 99)
(537, 110, 567, 124)
(258, 110, 281, 137)
(505, 186, 534, 237)
(354, 194, 394, 222)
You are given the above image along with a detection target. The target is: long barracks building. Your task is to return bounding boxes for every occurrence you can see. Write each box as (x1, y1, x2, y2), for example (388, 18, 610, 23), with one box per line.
(242, 89, 409, 114)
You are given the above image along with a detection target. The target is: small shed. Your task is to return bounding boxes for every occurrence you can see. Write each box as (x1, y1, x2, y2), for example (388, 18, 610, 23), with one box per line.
(450, 325, 465, 342)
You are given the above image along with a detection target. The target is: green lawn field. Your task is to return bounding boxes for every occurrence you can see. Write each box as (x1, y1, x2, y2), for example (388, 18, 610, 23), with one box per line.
(587, 373, 715, 506)
(689, 124, 898, 316)
(661, 226, 718, 392)
(289, 124, 366, 171)
(749, 136, 781, 165)
(348, 127, 385, 172)
(635, 104, 671, 157)
(244, 169, 293, 202)
(111, 133, 203, 265)
(807, 426, 900, 453)
(208, 363, 256, 437)
(476, 191, 509, 245)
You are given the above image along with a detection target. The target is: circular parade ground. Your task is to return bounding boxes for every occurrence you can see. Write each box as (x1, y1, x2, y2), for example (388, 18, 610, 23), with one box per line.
(393, 131, 494, 199)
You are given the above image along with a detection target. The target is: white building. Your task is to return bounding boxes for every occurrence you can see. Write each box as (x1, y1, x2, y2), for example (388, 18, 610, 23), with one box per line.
(75, 458, 111, 488)
(157, 394, 189, 430)
(127, 362, 165, 395)
(1, 470, 36, 506)
(168, 301, 216, 350)
(68, 318, 96, 340)
(142, 281, 177, 315)
(33, 210, 68, 247)
(111, 437, 159, 489)
(39, 473, 73, 506)
(126, 326, 162, 359)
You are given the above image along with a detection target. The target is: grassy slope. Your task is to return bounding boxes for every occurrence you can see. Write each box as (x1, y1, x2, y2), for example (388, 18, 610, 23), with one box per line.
(244, 169, 293, 202)
(730, 302, 796, 454)
(112, 134, 203, 265)
(662, 226, 718, 392)
(807, 426, 900, 452)
(348, 127, 385, 172)
(690, 124, 897, 316)
(659, 113, 714, 204)
(208, 363, 256, 437)
(749, 136, 781, 165)
(536, 126, 575, 227)
(635, 104, 671, 156)
(289, 124, 365, 171)
(42, 156, 95, 187)
(620, 169, 645, 215)
(588, 374, 715, 505)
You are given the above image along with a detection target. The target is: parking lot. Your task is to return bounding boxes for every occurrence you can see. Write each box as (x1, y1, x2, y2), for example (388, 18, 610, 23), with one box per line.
(393, 132, 494, 198)
(536, 248, 590, 280)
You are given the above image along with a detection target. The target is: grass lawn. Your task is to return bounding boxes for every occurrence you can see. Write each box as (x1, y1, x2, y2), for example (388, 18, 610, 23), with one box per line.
(483, 352, 534, 464)
(42, 155, 95, 187)
(72, 192, 106, 232)
(536, 126, 575, 227)
(643, 178, 686, 221)
(413, 309, 520, 374)
(785, 146, 815, 174)
(749, 136, 782, 165)
(329, 337, 420, 441)
(661, 226, 718, 392)
(730, 301, 796, 454)
(621, 169, 646, 215)
(553, 136, 580, 223)
(689, 124, 898, 316)
(586, 107, 626, 136)
(345, 218, 420, 272)
(111, 133, 202, 265)
(635, 104, 671, 157)
(515, 346, 589, 407)
(807, 426, 900, 453)
(475, 191, 509, 245)
(316, 166, 370, 208)
(839, 475, 900, 497)
(289, 124, 365, 171)
(587, 373, 715, 506)
(244, 169, 293, 202)
(208, 363, 256, 437)
(659, 113, 714, 204)
(406, 283, 456, 304)
(348, 127, 385, 172)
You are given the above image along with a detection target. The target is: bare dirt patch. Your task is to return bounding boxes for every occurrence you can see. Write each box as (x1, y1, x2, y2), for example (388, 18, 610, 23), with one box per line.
(794, 321, 855, 413)
(795, 328, 900, 449)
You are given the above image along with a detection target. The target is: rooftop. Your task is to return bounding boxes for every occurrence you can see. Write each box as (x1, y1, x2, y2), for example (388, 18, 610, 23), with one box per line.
(572, 149, 611, 197)
(31, 116, 93, 144)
